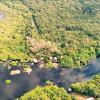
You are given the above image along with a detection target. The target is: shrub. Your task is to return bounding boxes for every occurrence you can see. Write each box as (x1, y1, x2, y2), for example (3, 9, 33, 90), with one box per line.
(18, 85, 74, 100)
(10, 61, 18, 67)
(5, 79, 12, 85)
(71, 74, 100, 97)
(46, 61, 53, 68)
(60, 56, 74, 68)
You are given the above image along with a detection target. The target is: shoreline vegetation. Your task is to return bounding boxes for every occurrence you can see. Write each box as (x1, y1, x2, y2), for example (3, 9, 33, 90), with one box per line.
(17, 84, 76, 100)
(17, 74, 100, 100)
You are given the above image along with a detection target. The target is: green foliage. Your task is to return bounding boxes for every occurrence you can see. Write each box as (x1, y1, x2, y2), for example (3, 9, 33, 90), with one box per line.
(18, 85, 74, 100)
(71, 74, 100, 97)
(45, 80, 54, 85)
(5, 79, 12, 85)
(95, 48, 100, 57)
(46, 61, 53, 68)
(60, 56, 74, 68)
(10, 61, 18, 67)
(0, 0, 32, 62)
(20, 0, 100, 68)
(43, 56, 49, 63)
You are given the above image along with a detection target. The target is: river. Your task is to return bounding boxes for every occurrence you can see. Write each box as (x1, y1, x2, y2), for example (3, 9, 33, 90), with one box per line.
(0, 58, 100, 100)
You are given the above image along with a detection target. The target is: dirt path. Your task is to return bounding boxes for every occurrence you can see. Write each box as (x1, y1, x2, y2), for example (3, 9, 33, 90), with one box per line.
(72, 94, 95, 100)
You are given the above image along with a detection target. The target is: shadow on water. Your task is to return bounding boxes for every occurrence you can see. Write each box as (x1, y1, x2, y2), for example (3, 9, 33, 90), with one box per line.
(0, 58, 100, 100)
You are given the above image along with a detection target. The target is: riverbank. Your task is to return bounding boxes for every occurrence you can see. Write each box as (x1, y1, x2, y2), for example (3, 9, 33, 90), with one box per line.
(0, 58, 100, 99)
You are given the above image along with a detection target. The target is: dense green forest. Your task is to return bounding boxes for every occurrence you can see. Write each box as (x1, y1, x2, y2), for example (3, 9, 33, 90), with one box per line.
(0, 0, 32, 61)
(22, 0, 100, 68)
(0, 0, 100, 68)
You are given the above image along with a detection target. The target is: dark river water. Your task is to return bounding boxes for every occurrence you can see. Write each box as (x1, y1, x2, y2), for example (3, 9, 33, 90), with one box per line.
(0, 58, 100, 100)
